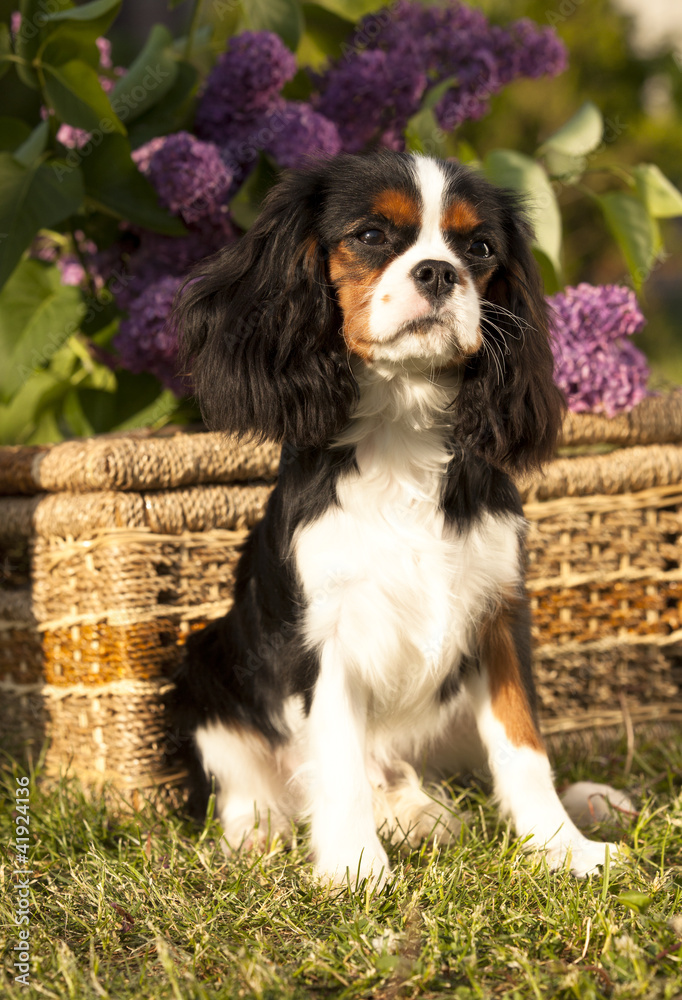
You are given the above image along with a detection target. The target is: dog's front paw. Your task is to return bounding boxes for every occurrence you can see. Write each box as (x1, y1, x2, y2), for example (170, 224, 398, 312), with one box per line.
(543, 836, 622, 877)
(314, 841, 390, 890)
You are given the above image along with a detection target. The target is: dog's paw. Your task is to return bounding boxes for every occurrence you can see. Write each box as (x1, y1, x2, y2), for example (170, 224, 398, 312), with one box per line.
(373, 761, 462, 849)
(542, 836, 623, 878)
(220, 811, 288, 855)
(314, 841, 390, 890)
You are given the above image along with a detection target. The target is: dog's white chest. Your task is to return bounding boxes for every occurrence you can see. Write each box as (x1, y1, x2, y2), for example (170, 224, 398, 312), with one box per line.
(293, 424, 523, 716)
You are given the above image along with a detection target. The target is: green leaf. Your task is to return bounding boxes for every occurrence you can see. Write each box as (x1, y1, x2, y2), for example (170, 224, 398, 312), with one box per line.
(229, 154, 279, 231)
(0, 22, 11, 80)
(420, 76, 457, 113)
(632, 163, 682, 219)
(39, 0, 121, 68)
(44, 0, 120, 24)
(539, 101, 604, 158)
(616, 891, 651, 913)
(405, 107, 447, 159)
(297, 4, 352, 69)
(79, 370, 177, 433)
(0, 153, 84, 290)
(543, 148, 587, 183)
(483, 149, 562, 286)
(126, 60, 197, 147)
(310, 0, 390, 21)
(110, 24, 178, 126)
(241, 0, 304, 50)
(0, 117, 32, 152)
(15, 0, 74, 89)
(533, 247, 561, 295)
(42, 58, 126, 134)
(41, 26, 101, 69)
(404, 78, 457, 156)
(80, 133, 185, 234)
(455, 140, 478, 165)
(13, 118, 49, 166)
(0, 259, 85, 402)
(597, 191, 660, 288)
(0, 369, 67, 445)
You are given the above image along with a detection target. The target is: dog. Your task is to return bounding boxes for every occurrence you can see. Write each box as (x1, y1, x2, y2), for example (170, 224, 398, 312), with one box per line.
(172, 151, 620, 885)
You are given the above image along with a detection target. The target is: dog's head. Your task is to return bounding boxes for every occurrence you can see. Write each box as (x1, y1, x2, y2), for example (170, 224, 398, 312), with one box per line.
(174, 151, 564, 471)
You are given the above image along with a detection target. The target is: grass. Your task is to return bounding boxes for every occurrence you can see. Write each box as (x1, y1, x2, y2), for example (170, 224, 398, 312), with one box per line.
(1, 731, 681, 1000)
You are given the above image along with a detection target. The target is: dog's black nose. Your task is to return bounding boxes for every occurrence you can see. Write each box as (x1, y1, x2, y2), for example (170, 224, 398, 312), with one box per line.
(410, 259, 459, 300)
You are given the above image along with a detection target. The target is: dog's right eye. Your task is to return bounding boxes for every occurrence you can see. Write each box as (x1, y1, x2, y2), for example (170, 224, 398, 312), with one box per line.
(357, 229, 387, 245)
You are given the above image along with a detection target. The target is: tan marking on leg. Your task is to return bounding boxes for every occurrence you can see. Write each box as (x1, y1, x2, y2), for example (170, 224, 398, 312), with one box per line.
(480, 601, 544, 752)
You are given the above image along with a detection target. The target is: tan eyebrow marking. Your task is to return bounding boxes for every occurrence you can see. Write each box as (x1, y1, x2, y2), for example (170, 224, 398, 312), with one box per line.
(371, 189, 421, 229)
(442, 199, 481, 233)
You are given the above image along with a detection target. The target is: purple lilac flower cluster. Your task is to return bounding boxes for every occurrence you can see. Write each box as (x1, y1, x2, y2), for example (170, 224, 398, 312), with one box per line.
(108, 136, 237, 389)
(549, 283, 650, 416)
(114, 275, 186, 393)
(133, 131, 233, 225)
(314, 1, 568, 151)
(195, 31, 341, 187)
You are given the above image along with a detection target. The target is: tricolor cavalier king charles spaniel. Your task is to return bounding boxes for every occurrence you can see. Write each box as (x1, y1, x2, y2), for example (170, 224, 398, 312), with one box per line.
(173, 152, 620, 886)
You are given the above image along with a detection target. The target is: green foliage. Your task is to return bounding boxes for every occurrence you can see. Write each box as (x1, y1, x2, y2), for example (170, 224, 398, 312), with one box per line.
(484, 148, 563, 291)
(0, 0, 681, 444)
(110, 23, 178, 125)
(0, 152, 84, 287)
(0, 258, 84, 403)
(42, 58, 127, 134)
(79, 133, 186, 232)
(597, 191, 661, 290)
(241, 0, 305, 50)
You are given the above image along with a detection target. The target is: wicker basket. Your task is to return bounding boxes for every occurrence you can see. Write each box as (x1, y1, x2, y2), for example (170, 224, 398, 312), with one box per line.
(1, 397, 681, 793)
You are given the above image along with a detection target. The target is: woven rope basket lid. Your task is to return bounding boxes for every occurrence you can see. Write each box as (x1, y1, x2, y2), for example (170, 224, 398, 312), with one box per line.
(1, 394, 682, 791)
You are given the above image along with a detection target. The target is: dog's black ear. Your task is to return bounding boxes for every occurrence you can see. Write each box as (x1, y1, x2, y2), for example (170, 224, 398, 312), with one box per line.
(452, 202, 565, 473)
(174, 169, 356, 447)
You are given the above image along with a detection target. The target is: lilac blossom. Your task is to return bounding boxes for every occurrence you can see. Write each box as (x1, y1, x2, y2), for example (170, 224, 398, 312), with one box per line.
(264, 101, 342, 168)
(195, 31, 297, 144)
(92, 213, 237, 313)
(314, 48, 426, 153)
(315, 1, 568, 147)
(113, 275, 186, 392)
(134, 132, 233, 225)
(548, 283, 650, 416)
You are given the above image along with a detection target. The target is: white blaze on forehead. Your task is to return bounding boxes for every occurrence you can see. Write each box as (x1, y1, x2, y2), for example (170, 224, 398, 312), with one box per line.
(365, 155, 481, 358)
(411, 154, 450, 252)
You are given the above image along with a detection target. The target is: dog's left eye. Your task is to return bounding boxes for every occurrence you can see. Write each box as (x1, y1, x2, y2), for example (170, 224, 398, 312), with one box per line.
(468, 241, 492, 258)
(357, 229, 387, 245)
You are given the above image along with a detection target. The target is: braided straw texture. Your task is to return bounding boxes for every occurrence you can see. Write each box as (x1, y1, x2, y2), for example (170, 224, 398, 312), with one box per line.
(0, 394, 680, 497)
(1, 395, 681, 788)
